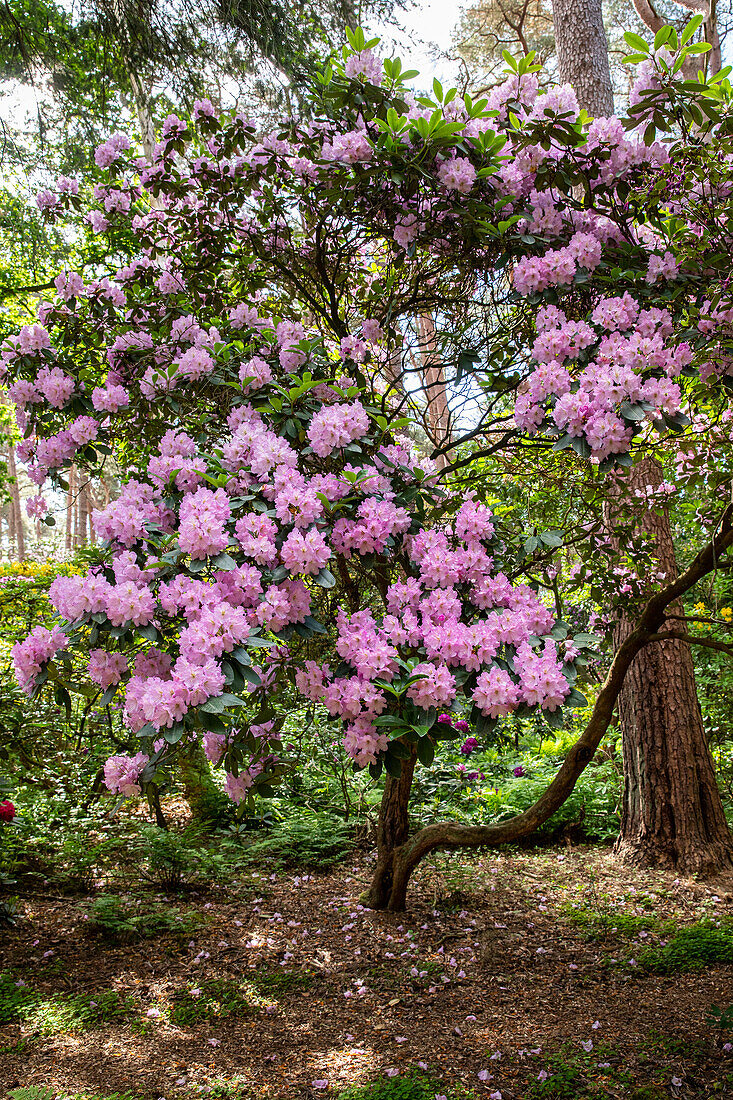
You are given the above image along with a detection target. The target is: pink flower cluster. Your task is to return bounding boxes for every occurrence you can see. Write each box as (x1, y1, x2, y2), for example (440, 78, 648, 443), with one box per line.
(12, 626, 68, 694)
(297, 497, 569, 765)
(514, 301, 688, 460)
(103, 752, 149, 797)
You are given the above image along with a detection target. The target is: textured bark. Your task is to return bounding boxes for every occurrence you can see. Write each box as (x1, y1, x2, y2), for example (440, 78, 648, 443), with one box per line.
(362, 744, 418, 909)
(65, 463, 75, 552)
(611, 459, 733, 874)
(7, 445, 25, 561)
(552, 0, 614, 117)
(77, 478, 91, 548)
(359, 513, 733, 909)
(416, 313, 451, 470)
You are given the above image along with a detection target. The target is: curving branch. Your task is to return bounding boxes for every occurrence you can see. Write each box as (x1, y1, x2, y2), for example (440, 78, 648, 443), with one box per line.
(646, 631, 733, 657)
(368, 506, 733, 909)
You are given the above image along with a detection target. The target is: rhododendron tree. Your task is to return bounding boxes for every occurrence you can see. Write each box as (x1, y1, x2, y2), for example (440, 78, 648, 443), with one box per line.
(7, 25, 733, 907)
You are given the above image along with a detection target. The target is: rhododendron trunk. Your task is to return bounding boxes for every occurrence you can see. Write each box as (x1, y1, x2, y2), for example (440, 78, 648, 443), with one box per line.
(612, 460, 733, 874)
(363, 744, 418, 909)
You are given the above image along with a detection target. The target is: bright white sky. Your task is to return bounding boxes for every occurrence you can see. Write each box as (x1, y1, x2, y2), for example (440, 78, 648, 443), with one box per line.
(380, 1, 466, 90)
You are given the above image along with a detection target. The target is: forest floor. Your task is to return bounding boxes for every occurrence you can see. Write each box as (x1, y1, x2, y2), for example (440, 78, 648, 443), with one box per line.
(1, 842, 733, 1100)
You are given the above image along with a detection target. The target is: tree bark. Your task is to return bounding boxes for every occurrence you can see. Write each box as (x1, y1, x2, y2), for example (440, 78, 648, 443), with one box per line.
(7, 445, 25, 561)
(552, 0, 614, 117)
(416, 313, 451, 471)
(65, 464, 75, 552)
(362, 744, 419, 909)
(610, 459, 733, 873)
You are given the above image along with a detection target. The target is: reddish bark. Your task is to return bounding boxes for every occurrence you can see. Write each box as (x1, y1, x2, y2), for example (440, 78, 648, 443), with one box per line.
(611, 459, 733, 874)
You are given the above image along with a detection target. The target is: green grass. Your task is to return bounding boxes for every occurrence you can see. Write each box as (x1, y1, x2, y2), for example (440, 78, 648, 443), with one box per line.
(0, 972, 138, 1035)
(335, 1070, 475, 1100)
(561, 905, 663, 940)
(637, 919, 733, 973)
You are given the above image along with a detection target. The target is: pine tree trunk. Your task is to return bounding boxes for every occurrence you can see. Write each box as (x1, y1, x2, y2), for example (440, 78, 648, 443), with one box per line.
(611, 459, 733, 874)
(77, 478, 90, 548)
(552, 0, 614, 117)
(7, 446, 25, 561)
(362, 744, 418, 910)
(65, 464, 75, 552)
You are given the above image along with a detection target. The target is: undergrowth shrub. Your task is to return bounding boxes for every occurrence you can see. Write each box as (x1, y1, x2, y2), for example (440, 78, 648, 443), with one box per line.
(84, 893, 203, 943)
(242, 809, 353, 868)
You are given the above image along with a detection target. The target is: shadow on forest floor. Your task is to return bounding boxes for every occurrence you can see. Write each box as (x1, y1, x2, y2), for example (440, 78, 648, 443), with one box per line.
(1, 843, 733, 1099)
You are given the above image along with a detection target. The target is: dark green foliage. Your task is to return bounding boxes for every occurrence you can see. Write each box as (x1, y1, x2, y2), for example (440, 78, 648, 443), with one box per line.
(84, 893, 203, 943)
(138, 824, 202, 891)
(707, 1002, 733, 1032)
(0, 970, 37, 1024)
(247, 966, 315, 996)
(242, 809, 353, 868)
(524, 1060, 590, 1099)
(638, 919, 733, 973)
(524, 1045, 634, 1098)
(7, 1088, 57, 1100)
(169, 979, 256, 1026)
(335, 1071, 471, 1100)
(169, 968, 315, 1026)
(191, 781, 237, 827)
(562, 905, 662, 940)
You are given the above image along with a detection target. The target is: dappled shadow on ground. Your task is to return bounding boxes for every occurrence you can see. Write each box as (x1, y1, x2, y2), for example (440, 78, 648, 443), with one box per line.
(1, 845, 733, 1098)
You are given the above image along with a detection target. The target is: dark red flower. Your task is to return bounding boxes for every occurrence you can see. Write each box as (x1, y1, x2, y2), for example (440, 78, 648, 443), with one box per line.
(0, 801, 16, 822)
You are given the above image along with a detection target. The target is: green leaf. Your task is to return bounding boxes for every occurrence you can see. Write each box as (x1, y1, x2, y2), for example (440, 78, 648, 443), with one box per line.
(620, 402, 646, 422)
(416, 737, 435, 766)
(623, 31, 650, 53)
(164, 723, 186, 743)
(681, 13, 704, 45)
(566, 688, 589, 708)
(653, 25, 672, 51)
(368, 759, 383, 780)
(200, 692, 246, 714)
(211, 552, 237, 570)
(314, 568, 336, 588)
(384, 753, 403, 778)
